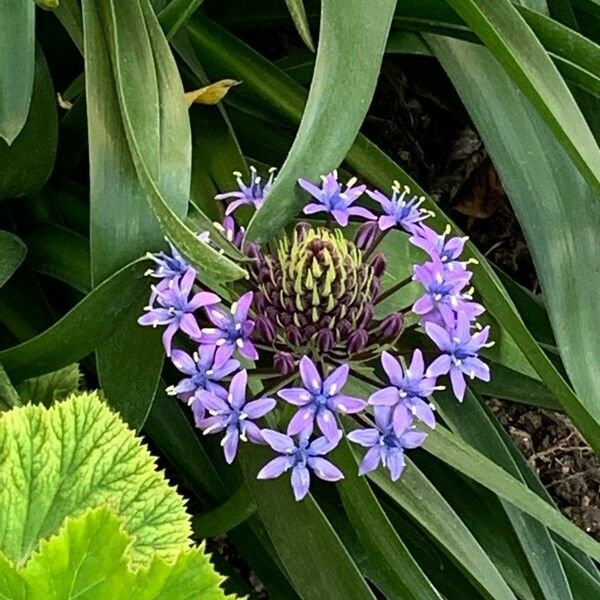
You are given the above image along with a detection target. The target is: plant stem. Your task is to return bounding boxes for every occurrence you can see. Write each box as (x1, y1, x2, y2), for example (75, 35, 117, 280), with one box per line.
(375, 274, 413, 305)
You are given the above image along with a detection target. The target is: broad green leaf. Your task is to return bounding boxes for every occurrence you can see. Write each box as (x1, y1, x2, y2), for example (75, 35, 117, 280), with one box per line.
(335, 434, 441, 599)
(284, 0, 316, 51)
(428, 36, 600, 437)
(192, 485, 257, 538)
(445, 0, 600, 198)
(157, 0, 206, 39)
(85, 0, 245, 283)
(0, 0, 35, 143)
(240, 444, 376, 600)
(369, 461, 517, 599)
(0, 363, 20, 411)
(0, 506, 230, 600)
(0, 392, 191, 567)
(436, 389, 573, 600)
(0, 259, 149, 382)
(423, 425, 600, 561)
(25, 225, 90, 293)
(0, 231, 26, 288)
(245, 0, 397, 242)
(0, 48, 57, 200)
(15, 364, 81, 407)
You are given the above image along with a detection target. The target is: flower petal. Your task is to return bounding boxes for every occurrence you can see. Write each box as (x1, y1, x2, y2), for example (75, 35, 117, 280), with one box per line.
(238, 338, 259, 361)
(287, 405, 316, 437)
(347, 428, 380, 448)
(303, 203, 328, 215)
(380, 351, 403, 386)
(323, 363, 349, 396)
(170, 349, 196, 375)
(234, 291, 254, 322)
(278, 387, 312, 406)
(359, 446, 381, 475)
(309, 432, 341, 455)
(408, 349, 425, 377)
(347, 206, 377, 221)
(222, 427, 239, 464)
(386, 450, 406, 481)
(425, 321, 452, 351)
(291, 465, 311, 501)
(229, 369, 248, 408)
(162, 323, 179, 357)
(332, 209, 349, 227)
(450, 366, 467, 401)
(393, 403, 413, 435)
(401, 430, 427, 449)
(257, 456, 292, 479)
(179, 313, 201, 340)
(299, 356, 322, 393)
(197, 390, 229, 414)
(308, 457, 344, 482)
(368, 386, 399, 406)
(260, 429, 296, 453)
(426, 354, 451, 377)
(243, 397, 276, 419)
(331, 395, 366, 414)
(316, 408, 340, 442)
(411, 399, 436, 429)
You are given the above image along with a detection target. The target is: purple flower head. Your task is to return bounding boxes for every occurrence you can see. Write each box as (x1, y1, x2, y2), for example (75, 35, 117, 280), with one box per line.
(369, 350, 437, 431)
(298, 171, 375, 227)
(257, 429, 343, 501)
(138, 270, 220, 356)
(426, 311, 492, 401)
(166, 345, 240, 406)
(196, 370, 276, 464)
(215, 166, 276, 215)
(278, 357, 366, 442)
(347, 405, 427, 481)
(412, 258, 483, 327)
(367, 183, 432, 233)
(199, 291, 259, 364)
(144, 239, 193, 289)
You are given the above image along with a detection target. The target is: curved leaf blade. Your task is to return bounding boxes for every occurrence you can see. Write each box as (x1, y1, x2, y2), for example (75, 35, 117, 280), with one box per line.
(0, 231, 26, 288)
(446, 0, 600, 198)
(0, 0, 35, 143)
(245, 0, 397, 242)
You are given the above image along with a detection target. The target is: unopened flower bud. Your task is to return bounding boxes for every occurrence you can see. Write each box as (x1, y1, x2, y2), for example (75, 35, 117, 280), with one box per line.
(286, 326, 303, 347)
(274, 351, 296, 375)
(379, 312, 405, 339)
(359, 304, 375, 329)
(348, 329, 369, 354)
(295, 221, 312, 239)
(255, 315, 276, 343)
(370, 254, 387, 278)
(355, 221, 379, 250)
(315, 328, 335, 352)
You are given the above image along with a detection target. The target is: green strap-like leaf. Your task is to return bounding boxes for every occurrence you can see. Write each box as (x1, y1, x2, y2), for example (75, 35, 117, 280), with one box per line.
(239, 444, 376, 600)
(424, 426, 600, 562)
(336, 434, 442, 599)
(0, 0, 35, 143)
(370, 461, 517, 600)
(158, 0, 206, 39)
(0, 231, 26, 288)
(0, 48, 57, 201)
(245, 0, 398, 242)
(284, 0, 316, 51)
(445, 0, 600, 198)
(0, 259, 148, 382)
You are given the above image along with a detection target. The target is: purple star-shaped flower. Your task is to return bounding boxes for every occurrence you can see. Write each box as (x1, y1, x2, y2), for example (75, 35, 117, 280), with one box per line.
(425, 311, 492, 401)
(347, 405, 427, 481)
(409, 224, 469, 267)
(215, 166, 275, 215)
(167, 345, 240, 407)
(199, 291, 259, 364)
(144, 239, 193, 291)
(369, 350, 437, 430)
(278, 357, 366, 442)
(298, 171, 375, 227)
(196, 370, 275, 464)
(367, 184, 431, 233)
(138, 270, 220, 356)
(257, 429, 343, 501)
(412, 258, 483, 327)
